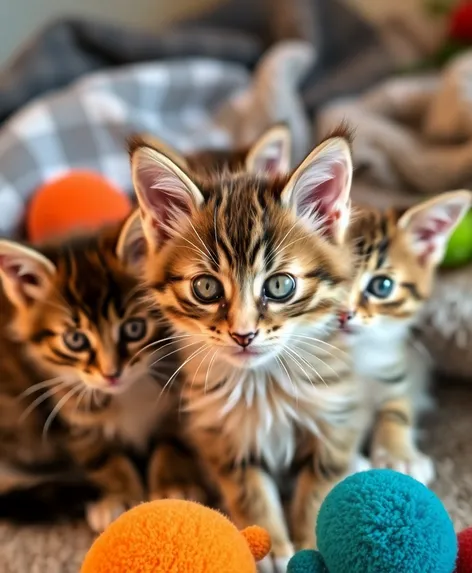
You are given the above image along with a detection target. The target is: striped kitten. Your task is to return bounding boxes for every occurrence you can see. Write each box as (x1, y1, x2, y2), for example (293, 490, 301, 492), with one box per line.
(0, 213, 198, 531)
(340, 191, 471, 485)
(129, 130, 365, 570)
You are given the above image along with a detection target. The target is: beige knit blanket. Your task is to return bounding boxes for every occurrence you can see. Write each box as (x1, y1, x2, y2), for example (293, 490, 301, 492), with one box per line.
(317, 51, 472, 380)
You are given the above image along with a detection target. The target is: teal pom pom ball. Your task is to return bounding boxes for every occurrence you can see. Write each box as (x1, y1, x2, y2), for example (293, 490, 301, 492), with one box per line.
(316, 469, 457, 573)
(288, 550, 328, 573)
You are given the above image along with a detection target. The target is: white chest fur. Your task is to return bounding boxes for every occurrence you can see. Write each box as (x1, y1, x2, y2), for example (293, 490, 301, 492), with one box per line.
(349, 335, 431, 413)
(184, 340, 358, 473)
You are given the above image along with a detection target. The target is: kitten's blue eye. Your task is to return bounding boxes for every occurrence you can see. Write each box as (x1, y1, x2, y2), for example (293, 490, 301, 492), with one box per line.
(366, 275, 394, 299)
(192, 275, 224, 303)
(121, 318, 146, 342)
(264, 274, 296, 301)
(63, 330, 89, 352)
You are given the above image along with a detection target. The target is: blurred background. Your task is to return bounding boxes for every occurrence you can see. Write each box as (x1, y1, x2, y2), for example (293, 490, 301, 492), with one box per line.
(2, 1, 472, 571)
(0, 0, 438, 66)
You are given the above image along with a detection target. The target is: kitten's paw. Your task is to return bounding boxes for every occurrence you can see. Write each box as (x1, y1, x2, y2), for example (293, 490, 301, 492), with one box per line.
(350, 454, 372, 474)
(258, 555, 291, 573)
(148, 445, 208, 504)
(372, 447, 435, 486)
(150, 484, 206, 503)
(86, 497, 128, 533)
(258, 543, 293, 573)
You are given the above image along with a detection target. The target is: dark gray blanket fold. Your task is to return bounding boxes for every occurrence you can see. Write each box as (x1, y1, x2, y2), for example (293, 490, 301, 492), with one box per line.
(0, 0, 393, 126)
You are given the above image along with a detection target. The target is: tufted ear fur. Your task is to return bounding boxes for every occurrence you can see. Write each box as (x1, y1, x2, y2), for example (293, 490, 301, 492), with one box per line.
(245, 125, 291, 175)
(135, 132, 189, 170)
(129, 139, 205, 250)
(399, 190, 472, 266)
(280, 135, 353, 244)
(0, 240, 56, 309)
(115, 209, 147, 272)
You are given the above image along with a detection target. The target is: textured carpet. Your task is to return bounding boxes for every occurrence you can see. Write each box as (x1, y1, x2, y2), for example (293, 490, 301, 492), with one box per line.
(0, 384, 471, 572)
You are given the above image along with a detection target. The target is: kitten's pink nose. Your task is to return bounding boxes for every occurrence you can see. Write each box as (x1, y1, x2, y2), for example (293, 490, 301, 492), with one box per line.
(104, 373, 120, 386)
(339, 310, 354, 327)
(230, 331, 258, 348)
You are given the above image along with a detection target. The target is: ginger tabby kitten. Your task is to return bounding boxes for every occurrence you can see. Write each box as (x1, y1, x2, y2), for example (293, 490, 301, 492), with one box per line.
(340, 191, 471, 485)
(128, 128, 366, 571)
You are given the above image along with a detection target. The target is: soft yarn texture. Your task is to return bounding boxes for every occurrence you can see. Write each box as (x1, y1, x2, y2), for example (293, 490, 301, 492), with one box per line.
(27, 171, 132, 243)
(81, 499, 265, 573)
(288, 550, 328, 573)
(455, 527, 472, 573)
(316, 470, 457, 573)
(240, 526, 271, 561)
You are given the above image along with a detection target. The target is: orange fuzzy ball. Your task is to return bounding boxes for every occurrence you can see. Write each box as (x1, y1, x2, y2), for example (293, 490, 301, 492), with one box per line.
(241, 525, 272, 561)
(27, 171, 132, 243)
(81, 500, 271, 573)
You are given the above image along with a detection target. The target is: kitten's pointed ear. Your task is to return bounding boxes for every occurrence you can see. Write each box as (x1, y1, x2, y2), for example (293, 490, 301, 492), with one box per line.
(245, 125, 291, 175)
(116, 210, 147, 272)
(0, 240, 56, 308)
(129, 139, 205, 250)
(136, 133, 189, 170)
(399, 190, 472, 266)
(280, 135, 353, 244)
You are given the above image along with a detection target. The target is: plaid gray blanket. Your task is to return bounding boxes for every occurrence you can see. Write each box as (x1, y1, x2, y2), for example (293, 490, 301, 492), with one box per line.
(0, 0, 393, 238)
(0, 42, 315, 237)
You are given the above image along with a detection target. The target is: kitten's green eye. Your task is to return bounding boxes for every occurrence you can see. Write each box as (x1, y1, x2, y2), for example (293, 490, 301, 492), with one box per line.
(264, 274, 296, 301)
(121, 318, 147, 342)
(366, 275, 394, 299)
(192, 275, 224, 303)
(63, 330, 89, 352)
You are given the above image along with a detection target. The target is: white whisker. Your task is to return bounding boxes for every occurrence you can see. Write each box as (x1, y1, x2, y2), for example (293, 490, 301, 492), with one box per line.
(275, 354, 298, 403)
(42, 384, 82, 440)
(75, 388, 88, 412)
(185, 215, 218, 266)
(20, 380, 72, 422)
(266, 236, 309, 264)
(131, 333, 194, 362)
(192, 347, 214, 391)
(204, 349, 219, 395)
(289, 334, 349, 357)
(281, 347, 320, 389)
(178, 232, 214, 264)
(150, 339, 206, 367)
(271, 220, 299, 258)
(213, 209, 219, 255)
(87, 388, 94, 412)
(20, 376, 67, 398)
(295, 342, 343, 378)
(159, 343, 210, 399)
(283, 345, 328, 388)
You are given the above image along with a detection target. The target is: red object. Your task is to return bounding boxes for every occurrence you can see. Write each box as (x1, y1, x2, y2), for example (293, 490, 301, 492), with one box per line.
(449, 2, 472, 42)
(455, 527, 472, 573)
(27, 170, 132, 243)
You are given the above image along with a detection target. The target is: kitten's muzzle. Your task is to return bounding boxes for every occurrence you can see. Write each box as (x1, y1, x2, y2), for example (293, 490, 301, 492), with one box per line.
(103, 371, 121, 387)
(229, 331, 259, 348)
(338, 310, 354, 328)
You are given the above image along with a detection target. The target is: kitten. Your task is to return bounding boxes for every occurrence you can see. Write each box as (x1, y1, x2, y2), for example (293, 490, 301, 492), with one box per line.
(0, 212, 198, 531)
(340, 192, 471, 485)
(128, 128, 365, 571)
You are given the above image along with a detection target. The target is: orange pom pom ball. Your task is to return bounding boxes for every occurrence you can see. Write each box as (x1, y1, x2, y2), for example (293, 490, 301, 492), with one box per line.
(81, 500, 270, 573)
(27, 170, 132, 243)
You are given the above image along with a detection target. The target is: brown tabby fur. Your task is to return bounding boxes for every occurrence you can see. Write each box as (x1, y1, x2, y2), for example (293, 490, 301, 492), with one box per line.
(342, 193, 470, 483)
(0, 218, 201, 530)
(130, 128, 366, 565)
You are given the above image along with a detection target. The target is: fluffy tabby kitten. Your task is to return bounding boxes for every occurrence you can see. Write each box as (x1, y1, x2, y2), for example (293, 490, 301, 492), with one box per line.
(129, 129, 365, 571)
(0, 213, 198, 531)
(340, 191, 471, 485)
